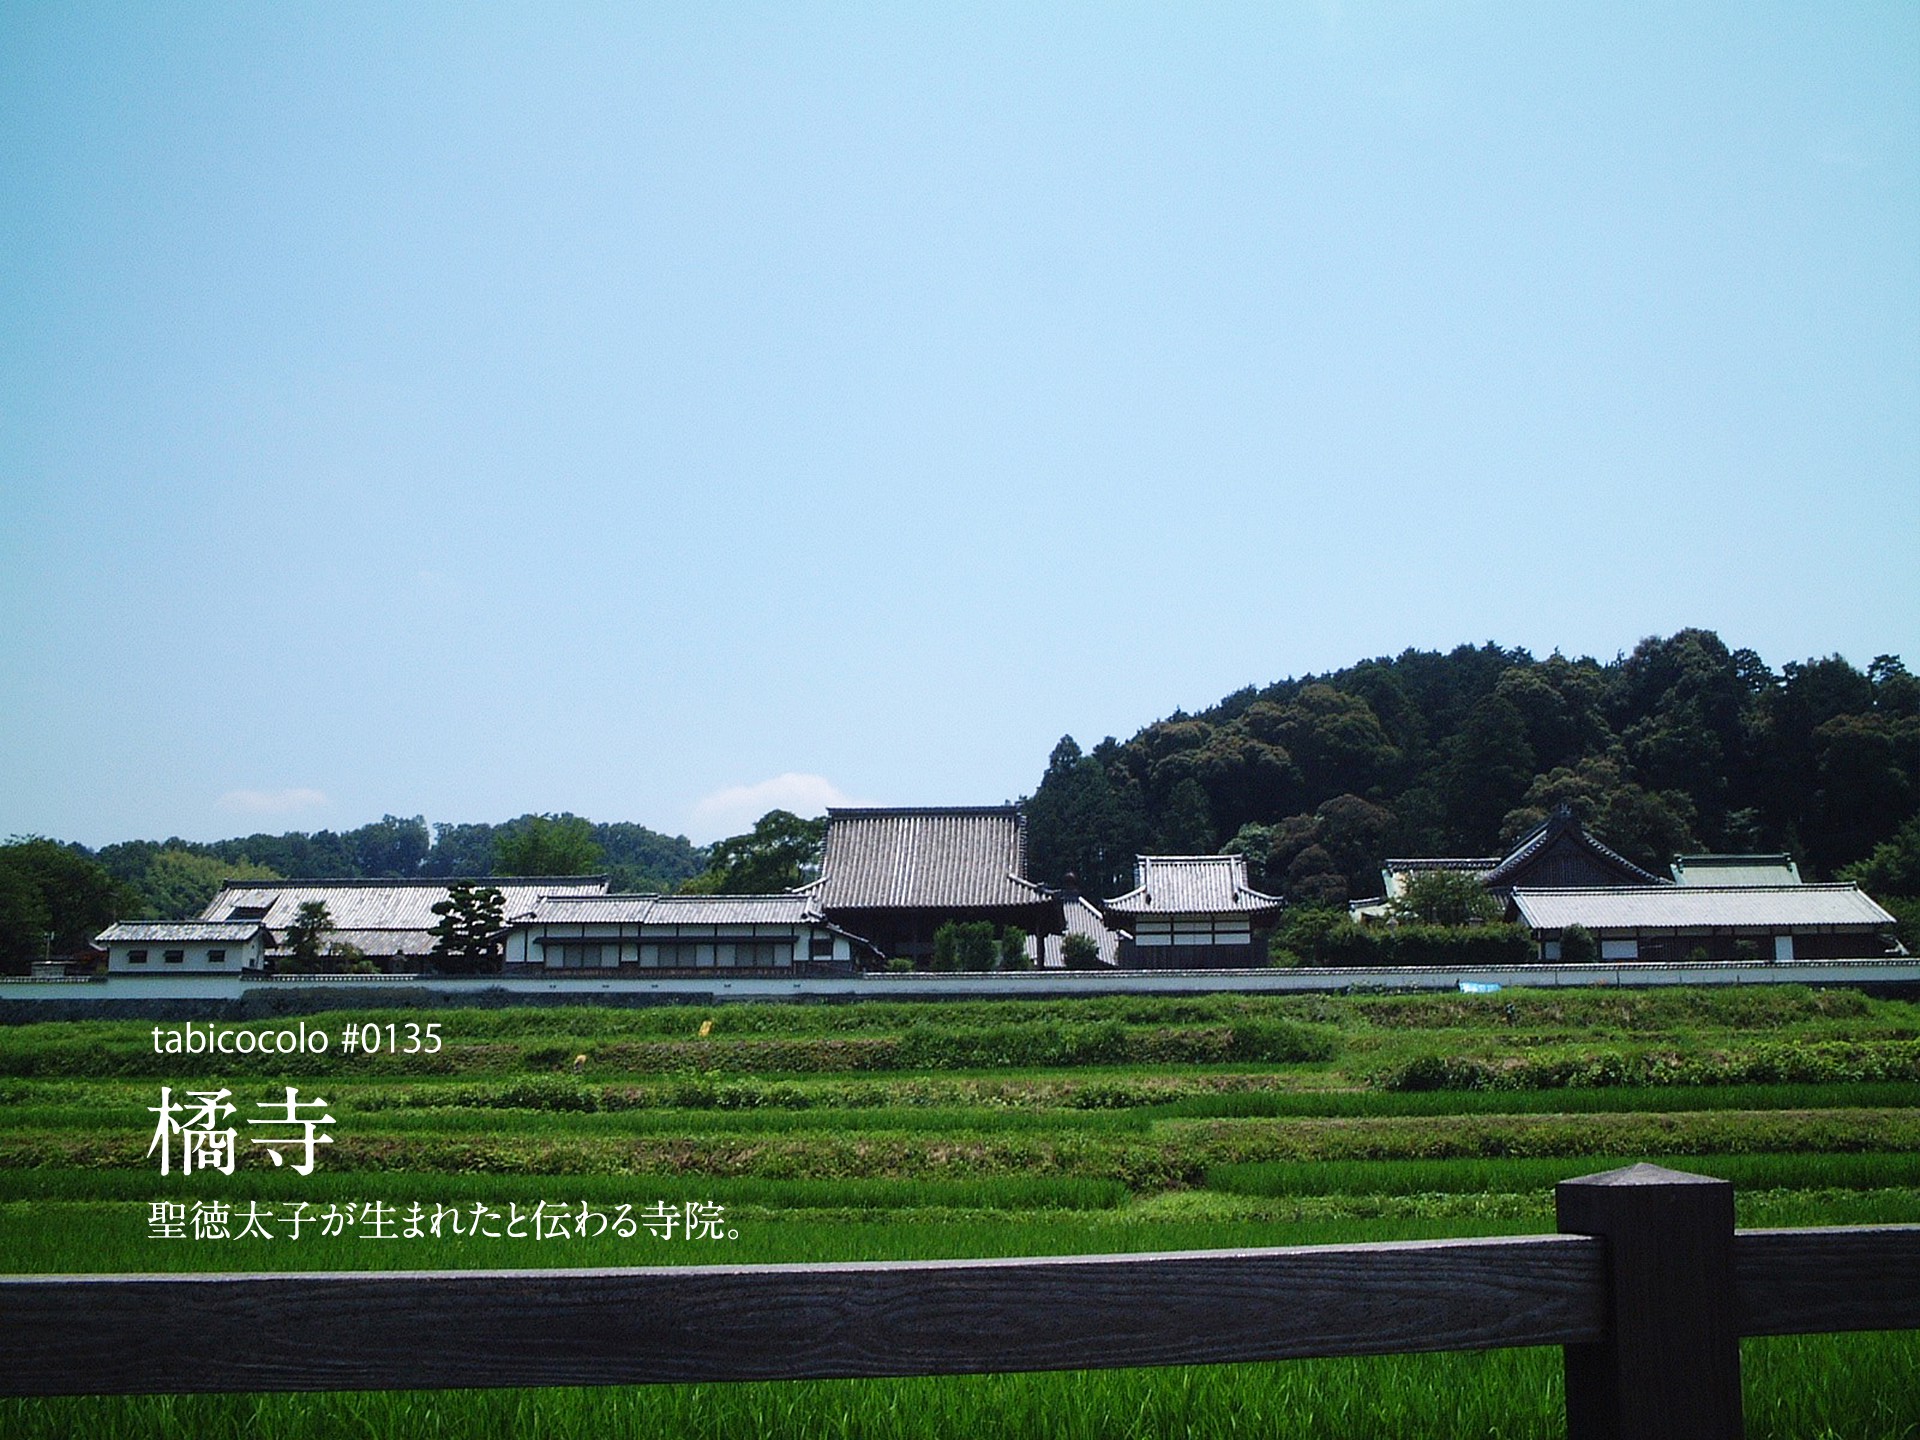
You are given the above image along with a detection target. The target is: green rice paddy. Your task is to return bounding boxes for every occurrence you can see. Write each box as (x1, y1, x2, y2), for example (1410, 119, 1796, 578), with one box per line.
(2, 986, 1916, 1437)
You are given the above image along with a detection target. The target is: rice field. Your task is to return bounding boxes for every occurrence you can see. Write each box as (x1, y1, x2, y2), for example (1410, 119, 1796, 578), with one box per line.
(2, 986, 1917, 1437)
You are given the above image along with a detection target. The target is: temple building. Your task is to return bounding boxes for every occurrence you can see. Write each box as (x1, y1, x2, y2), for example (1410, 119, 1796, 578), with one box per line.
(502, 893, 878, 973)
(804, 807, 1064, 962)
(1101, 854, 1284, 969)
(200, 876, 610, 970)
(1511, 884, 1901, 963)
(1357, 807, 1665, 918)
(97, 920, 270, 974)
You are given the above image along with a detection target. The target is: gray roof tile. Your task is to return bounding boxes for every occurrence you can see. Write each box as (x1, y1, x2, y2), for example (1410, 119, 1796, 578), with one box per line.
(812, 808, 1048, 910)
(1481, 811, 1665, 889)
(1103, 855, 1284, 918)
(201, 878, 611, 933)
(1029, 895, 1124, 967)
(1511, 885, 1895, 932)
(97, 921, 269, 944)
(1671, 855, 1804, 886)
(522, 894, 825, 926)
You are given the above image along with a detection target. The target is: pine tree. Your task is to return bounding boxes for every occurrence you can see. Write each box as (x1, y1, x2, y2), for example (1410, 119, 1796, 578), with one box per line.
(429, 884, 507, 974)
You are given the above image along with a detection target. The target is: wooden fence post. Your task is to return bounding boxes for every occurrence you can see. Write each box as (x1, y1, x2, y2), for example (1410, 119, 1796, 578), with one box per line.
(1557, 1162, 1742, 1440)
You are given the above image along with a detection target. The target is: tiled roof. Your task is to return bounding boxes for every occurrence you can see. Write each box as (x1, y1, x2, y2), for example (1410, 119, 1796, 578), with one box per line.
(96, 921, 269, 944)
(811, 808, 1050, 910)
(1481, 811, 1666, 890)
(1671, 855, 1803, 887)
(1511, 885, 1895, 932)
(1103, 855, 1284, 918)
(1028, 895, 1124, 967)
(317, 928, 439, 957)
(645, 894, 827, 925)
(201, 877, 611, 933)
(520, 894, 826, 926)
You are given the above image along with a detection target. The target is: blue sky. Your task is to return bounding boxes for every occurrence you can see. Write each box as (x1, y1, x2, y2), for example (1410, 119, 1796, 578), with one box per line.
(3, 4, 1916, 847)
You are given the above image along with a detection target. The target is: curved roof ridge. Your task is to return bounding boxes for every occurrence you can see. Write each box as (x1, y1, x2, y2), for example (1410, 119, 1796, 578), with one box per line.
(1482, 809, 1665, 888)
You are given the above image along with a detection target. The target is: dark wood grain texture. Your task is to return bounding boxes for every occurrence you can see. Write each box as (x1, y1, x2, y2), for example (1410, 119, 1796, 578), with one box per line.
(1734, 1226, 1920, 1337)
(0, 1235, 1603, 1397)
(1558, 1163, 1744, 1440)
(6, 1199, 1917, 1409)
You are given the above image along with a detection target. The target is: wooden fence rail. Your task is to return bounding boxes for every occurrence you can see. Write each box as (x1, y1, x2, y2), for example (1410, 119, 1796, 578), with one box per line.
(3, 1164, 1917, 1440)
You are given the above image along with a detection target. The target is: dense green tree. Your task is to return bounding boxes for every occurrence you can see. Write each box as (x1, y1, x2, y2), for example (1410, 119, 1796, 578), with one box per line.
(1870, 656, 1920, 718)
(428, 883, 507, 974)
(282, 900, 334, 972)
(1155, 777, 1218, 854)
(1267, 905, 1347, 966)
(493, 815, 604, 876)
(593, 822, 705, 892)
(1493, 661, 1614, 776)
(137, 850, 280, 921)
(1283, 844, 1348, 907)
(1336, 661, 1425, 758)
(930, 920, 996, 972)
(348, 815, 431, 877)
(1615, 629, 1756, 842)
(0, 862, 51, 972)
(1809, 714, 1920, 874)
(418, 823, 500, 877)
(85, 814, 700, 905)
(1027, 631, 1915, 915)
(1188, 729, 1300, 836)
(1500, 757, 1696, 874)
(1233, 793, 1397, 907)
(1840, 816, 1920, 899)
(1439, 694, 1535, 851)
(1061, 932, 1102, 970)
(1025, 737, 1149, 897)
(0, 840, 126, 970)
(218, 829, 358, 878)
(1388, 869, 1503, 926)
(1559, 924, 1598, 964)
(1311, 796, 1397, 900)
(93, 839, 163, 890)
(1251, 685, 1401, 800)
(997, 927, 1030, 971)
(680, 811, 824, 894)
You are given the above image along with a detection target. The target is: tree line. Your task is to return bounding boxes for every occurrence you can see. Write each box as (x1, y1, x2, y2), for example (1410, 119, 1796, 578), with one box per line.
(1023, 630, 1920, 918)
(8, 629, 1919, 970)
(0, 814, 706, 971)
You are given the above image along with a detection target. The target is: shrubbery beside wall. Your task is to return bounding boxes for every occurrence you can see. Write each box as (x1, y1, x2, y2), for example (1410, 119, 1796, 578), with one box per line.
(1275, 921, 1536, 968)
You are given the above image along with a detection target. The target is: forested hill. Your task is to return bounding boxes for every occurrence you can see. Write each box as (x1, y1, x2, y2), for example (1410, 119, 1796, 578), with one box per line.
(1023, 630, 1920, 907)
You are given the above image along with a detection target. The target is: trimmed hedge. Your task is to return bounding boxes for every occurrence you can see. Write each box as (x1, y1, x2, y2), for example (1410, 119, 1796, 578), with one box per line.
(1302, 922, 1536, 968)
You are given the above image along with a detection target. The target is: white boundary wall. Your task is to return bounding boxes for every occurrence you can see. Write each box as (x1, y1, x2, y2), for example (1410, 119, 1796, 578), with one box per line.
(4, 957, 1919, 1004)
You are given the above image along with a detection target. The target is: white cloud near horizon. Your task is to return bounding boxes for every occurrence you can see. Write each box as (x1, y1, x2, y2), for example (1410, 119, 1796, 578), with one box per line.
(689, 773, 863, 841)
(217, 787, 330, 816)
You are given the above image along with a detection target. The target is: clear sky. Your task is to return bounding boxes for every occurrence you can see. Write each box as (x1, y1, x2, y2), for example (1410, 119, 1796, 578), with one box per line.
(3, 4, 1916, 848)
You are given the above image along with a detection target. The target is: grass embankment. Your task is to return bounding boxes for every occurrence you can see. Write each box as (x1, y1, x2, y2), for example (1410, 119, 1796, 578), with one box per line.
(2, 987, 1916, 1438)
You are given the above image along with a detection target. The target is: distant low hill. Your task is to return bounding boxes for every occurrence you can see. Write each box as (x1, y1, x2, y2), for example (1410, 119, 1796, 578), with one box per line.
(1023, 629, 1920, 909)
(87, 815, 706, 920)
